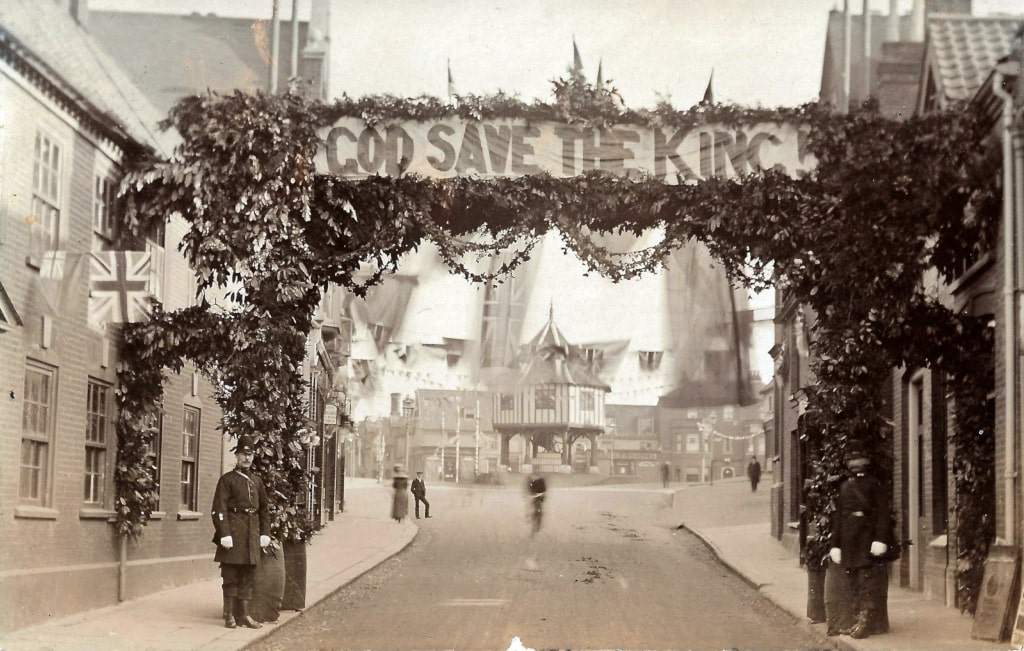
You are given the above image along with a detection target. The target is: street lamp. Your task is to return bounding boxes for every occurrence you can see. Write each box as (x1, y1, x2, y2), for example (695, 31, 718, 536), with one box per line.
(402, 396, 414, 469)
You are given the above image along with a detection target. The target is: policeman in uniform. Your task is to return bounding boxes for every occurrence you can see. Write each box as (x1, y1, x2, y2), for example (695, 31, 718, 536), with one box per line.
(829, 445, 892, 639)
(211, 435, 270, 629)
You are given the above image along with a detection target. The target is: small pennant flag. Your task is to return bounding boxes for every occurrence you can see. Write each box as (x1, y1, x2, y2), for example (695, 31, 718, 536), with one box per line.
(447, 58, 457, 99)
(89, 251, 153, 326)
(702, 69, 715, 105)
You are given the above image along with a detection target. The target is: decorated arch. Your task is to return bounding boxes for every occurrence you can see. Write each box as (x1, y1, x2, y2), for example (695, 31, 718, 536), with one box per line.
(118, 77, 998, 609)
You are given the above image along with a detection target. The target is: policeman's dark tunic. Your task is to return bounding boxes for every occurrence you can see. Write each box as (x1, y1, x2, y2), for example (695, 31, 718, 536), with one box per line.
(211, 468, 270, 565)
(830, 472, 890, 568)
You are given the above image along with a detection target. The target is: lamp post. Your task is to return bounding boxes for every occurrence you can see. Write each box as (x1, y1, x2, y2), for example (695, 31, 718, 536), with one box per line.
(402, 396, 414, 470)
(440, 400, 446, 482)
(608, 421, 616, 475)
(455, 395, 462, 484)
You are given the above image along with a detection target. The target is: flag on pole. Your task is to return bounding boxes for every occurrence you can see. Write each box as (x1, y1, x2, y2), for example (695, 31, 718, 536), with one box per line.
(701, 69, 715, 105)
(88, 251, 153, 326)
(447, 58, 457, 99)
(572, 37, 584, 78)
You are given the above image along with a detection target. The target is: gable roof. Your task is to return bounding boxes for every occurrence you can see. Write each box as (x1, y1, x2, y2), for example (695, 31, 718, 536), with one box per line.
(0, 2, 172, 156)
(88, 11, 308, 118)
(923, 14, 1022, 104)
(0, 280, 23, 333)
(517, 309, 610, 390)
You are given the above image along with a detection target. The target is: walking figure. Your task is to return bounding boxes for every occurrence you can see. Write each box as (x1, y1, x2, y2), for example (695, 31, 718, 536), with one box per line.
(411, 470, 431, 519)
(747, 456, 762, 492)
(526, 471, 547, 536)
(661, 461, 671, 488)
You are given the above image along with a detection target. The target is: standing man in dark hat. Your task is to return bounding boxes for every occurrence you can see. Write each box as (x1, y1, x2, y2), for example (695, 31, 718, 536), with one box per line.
(411, 470, 431, 519)
(746, 456, 762, 492)
(829, 445, 893, 639)
(211, 435, 270, 629)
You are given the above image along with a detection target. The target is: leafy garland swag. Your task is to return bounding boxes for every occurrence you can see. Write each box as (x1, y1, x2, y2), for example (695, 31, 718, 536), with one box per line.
(115, 78, 998, 610)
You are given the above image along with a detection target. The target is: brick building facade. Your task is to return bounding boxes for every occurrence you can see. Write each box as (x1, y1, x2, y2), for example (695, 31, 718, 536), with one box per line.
(0, 2, 229, 633)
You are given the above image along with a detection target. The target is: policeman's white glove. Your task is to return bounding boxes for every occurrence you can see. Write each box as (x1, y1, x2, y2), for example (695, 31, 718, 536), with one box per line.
(220, 536, 234, 549)
(260, 535, 271, 548)
(829, 547, 842, 564)
(870, 541, 888, 556)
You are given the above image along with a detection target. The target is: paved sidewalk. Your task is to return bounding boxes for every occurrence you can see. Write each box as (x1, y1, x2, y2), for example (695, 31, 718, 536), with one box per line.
(666, 478, 1013, 651)
(0, 478, 416, 651)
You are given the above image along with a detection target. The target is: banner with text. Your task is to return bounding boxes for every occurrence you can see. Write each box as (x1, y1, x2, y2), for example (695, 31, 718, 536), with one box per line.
(317, 118, 814, 182)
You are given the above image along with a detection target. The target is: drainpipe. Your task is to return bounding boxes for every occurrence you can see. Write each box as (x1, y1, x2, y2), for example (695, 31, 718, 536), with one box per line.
(993, 71, 1016, 545)
(842, 0, 852, 113)
(118, 534, 128, 601)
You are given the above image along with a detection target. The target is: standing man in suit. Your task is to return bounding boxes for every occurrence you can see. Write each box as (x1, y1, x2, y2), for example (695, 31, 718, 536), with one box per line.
(411, 470, 431, 519)
(211, 435, 270, 629)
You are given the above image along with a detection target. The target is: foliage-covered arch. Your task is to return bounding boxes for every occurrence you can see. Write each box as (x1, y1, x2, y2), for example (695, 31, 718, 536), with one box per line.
(118, 79, 998, 610)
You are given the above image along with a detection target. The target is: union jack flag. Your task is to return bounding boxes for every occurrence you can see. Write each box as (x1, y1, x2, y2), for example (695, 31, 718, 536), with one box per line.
(89, 251, 152, 326)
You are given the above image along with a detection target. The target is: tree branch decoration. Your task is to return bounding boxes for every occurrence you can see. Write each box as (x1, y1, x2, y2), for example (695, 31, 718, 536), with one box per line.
(117, 77, 998, 611)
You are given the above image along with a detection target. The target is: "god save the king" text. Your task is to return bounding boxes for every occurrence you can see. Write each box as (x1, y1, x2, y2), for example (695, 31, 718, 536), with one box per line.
(319, 118, 813, 182)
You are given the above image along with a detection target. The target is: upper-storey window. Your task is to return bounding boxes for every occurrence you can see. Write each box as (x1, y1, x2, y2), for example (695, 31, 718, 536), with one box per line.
(146, 220, 166, 304)
(92, 172, 118, 246)
(32, 131, 62, 253)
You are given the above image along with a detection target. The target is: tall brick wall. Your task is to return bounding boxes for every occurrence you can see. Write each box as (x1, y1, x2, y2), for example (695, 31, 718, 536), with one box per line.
(0, 67, 225, 634)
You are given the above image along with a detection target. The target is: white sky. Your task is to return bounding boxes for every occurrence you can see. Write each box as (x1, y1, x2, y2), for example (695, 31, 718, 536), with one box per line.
(92, 0, 1024, 108)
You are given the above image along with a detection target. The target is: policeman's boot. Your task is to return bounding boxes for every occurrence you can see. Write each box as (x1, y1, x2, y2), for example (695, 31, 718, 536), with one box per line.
(236, 600, 262, 629)
(223, 596, 237, 629)
(849, 610, 871, 639)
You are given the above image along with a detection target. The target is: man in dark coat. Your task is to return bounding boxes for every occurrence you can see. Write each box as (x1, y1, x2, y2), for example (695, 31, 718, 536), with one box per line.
(746, 456, 762, 492)
(211, 435, 270, 629)
(828, 447, 892, 639)
(411, 470, 431, 519)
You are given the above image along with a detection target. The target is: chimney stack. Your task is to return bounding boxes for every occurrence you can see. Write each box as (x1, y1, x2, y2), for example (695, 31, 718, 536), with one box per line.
(886, 0, 900, 42)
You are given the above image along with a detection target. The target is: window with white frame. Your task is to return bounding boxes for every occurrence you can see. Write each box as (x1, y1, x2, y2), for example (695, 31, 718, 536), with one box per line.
(180, 406, 200, 511)
(145, 409, 164, 509)
(146, 220, 166, 304)
(21, 363, 56, 506)
(32, 131, 62, 253)
(686, 433, 700, 453)
(84, 380, 113, 506)
(92, 172, 117, 243)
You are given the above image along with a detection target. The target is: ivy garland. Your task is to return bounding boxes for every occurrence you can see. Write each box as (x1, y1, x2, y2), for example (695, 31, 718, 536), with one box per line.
(116, 79, 998, 610)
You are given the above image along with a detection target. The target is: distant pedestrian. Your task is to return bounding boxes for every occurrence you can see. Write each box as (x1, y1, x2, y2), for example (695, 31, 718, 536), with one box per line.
(660, 461, 671, 488)
(392, 464, 410, 522)
(411, 470, 431, 519)
(829, 446, 893, 639)
(747, 456, 762, 492)
(211, 435, 270, 629)
(526, 470, 547, 536)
